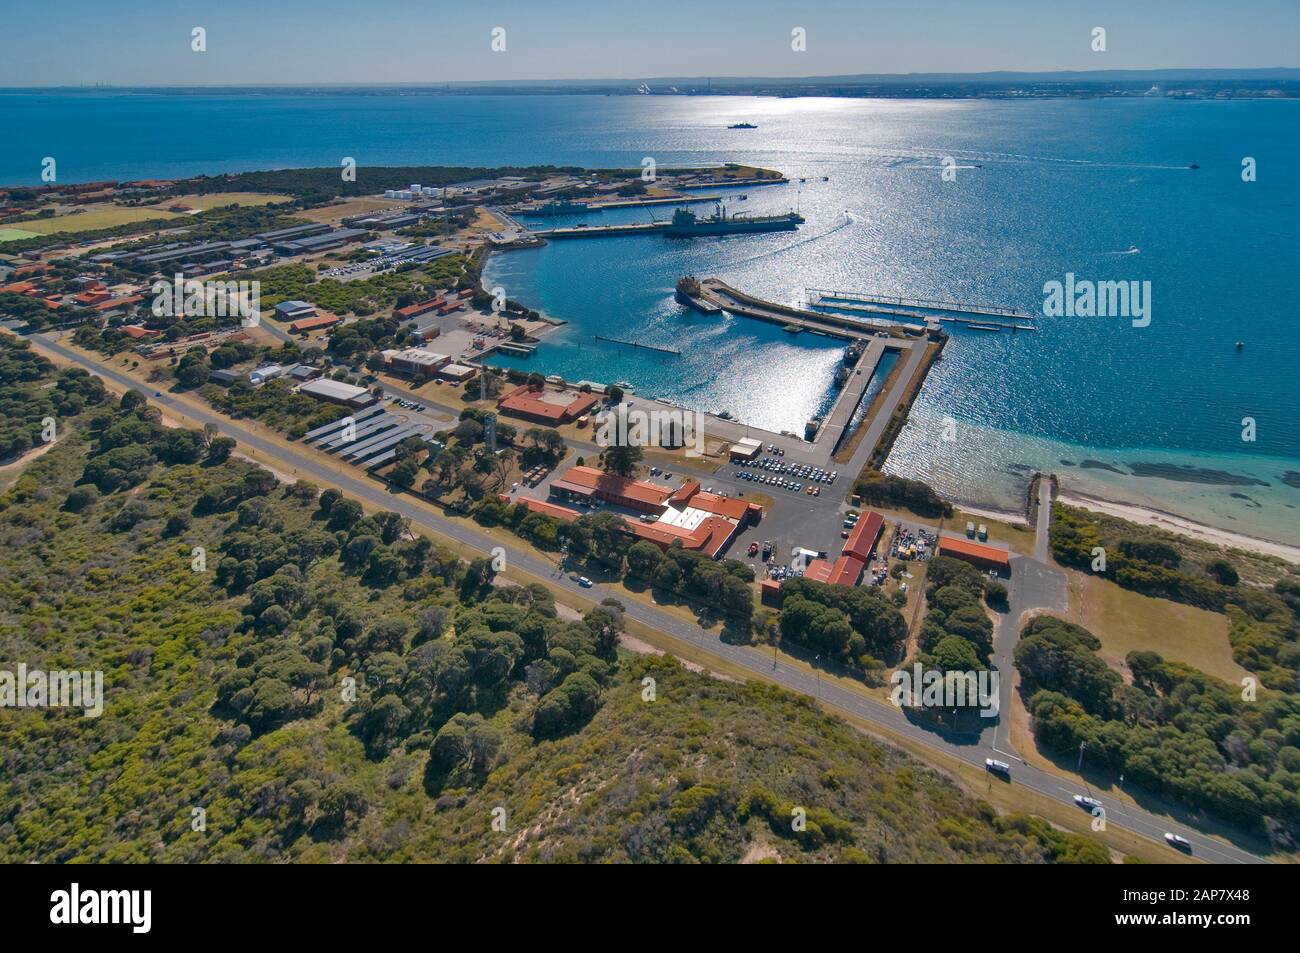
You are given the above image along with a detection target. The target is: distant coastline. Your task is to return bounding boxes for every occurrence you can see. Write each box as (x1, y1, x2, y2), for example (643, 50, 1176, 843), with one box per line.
(5, 66, 1300, 100)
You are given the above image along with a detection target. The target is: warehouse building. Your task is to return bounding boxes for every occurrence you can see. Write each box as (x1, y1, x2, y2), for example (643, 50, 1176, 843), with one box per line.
(298, 378, 378, 408)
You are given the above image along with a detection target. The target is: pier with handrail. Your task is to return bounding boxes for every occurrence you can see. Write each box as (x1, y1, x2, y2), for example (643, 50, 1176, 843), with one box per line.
(807, 288, 1036, 320)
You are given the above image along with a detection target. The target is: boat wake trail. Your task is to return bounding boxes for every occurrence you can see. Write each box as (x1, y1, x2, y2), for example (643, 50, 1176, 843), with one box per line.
(1100, 245, 1142, 256)
(721, 213, 856, 269)
(859, 147, 1188, 172)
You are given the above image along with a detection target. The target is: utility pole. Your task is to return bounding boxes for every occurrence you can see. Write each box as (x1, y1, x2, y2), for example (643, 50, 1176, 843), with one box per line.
(1077, 741, 1087, 774)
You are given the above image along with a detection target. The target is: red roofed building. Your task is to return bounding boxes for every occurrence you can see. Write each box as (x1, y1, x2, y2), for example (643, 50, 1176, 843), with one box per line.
(623, 513, 738, 559)
(94, 294, 144, 313)
(0, 280, 38, 296)
(802, 558, 836, 584)
(498, 384, 600, 425)
(394, 298, 445, 320)
(549, 465, 673, 512)
(289, 314, 341, 333)
(667, 479, 762, 525)
(843, 511, 885, 564)
(119, 325, 158, 339)
(503, 495, 580, 522)
(937, 535, 1011, 573)
(74, 289, 112, 306)
(828, 554, 866, 587)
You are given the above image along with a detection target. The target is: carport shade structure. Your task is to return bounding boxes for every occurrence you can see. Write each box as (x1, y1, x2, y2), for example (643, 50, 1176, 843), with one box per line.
(319, 414, 399, 450)
(303, 404, 384, 441)
(343, 423, 428, 461)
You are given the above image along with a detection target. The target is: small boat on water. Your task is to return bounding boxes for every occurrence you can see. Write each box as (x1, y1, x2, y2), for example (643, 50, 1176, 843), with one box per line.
(1235, 341, 1244, 350)
(728, 122, 757, 129)
(1189, 163, 1200, 170)
(614, 380, 635, 391)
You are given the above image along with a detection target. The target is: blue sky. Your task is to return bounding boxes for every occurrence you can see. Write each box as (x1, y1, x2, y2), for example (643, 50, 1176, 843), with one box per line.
(1, 0, 1296, 87)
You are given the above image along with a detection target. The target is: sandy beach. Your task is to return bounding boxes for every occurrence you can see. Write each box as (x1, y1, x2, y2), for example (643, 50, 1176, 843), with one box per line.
(1059, 491, 1300, 566)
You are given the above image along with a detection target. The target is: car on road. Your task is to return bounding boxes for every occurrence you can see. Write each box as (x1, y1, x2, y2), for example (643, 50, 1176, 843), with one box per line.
(577, 577, 593, 588)
(1073, 795, 1103, 812)
(985, 759, 1011, 776)
(1164, 832, 1192, 852)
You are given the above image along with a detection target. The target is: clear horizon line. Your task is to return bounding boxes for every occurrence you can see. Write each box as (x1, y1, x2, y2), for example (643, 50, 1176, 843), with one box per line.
(4, 64, 1300, 91)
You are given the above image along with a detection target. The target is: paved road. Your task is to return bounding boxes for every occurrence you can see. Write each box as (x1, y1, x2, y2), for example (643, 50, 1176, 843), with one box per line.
(28, 332, 1266, 864)
(1034, 473, 1053, 563)
(985, 554, 1067, 756)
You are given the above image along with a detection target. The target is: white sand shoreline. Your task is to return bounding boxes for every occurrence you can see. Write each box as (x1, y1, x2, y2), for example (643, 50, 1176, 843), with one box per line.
(1058, 491, 1300, 566)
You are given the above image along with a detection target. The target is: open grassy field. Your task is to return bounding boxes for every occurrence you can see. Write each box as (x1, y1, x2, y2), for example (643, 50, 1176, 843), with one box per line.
(0, 227, 41, 243)
(298, 196, 404, 223)
(1065, 568, 1247, 683)
(17, 206, 180, 234)
(162, 192, 294, 211)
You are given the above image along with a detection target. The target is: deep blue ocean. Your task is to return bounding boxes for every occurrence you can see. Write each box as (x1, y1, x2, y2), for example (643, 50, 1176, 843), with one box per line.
(3, 90, 1297, 541)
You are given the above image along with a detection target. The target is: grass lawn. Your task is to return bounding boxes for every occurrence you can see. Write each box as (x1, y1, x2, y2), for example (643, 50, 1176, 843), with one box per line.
(0, 227, 41, 242)
(298, 197, 404, 223)
(19, 206, 180, 234)
(163, 192, 293, 211)
(952, 506, 1037, 553)
(1065, 569, 1247, 683)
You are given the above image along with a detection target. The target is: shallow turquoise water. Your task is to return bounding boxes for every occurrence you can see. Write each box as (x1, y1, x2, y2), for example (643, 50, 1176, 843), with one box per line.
(4, 91, 1297, 540)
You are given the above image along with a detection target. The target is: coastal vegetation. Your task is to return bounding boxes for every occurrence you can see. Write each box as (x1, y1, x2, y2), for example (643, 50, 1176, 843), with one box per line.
(915, 556, 996, 671)
(206, 377, 349, 439)
(168, 165, 584, 204)
(1051, 504, 1300, 691)
(0, 335, 111, 462)
(775, 577, 907, 676)
(1017, 615, 1300, 850)
(0, 386, 1108, 863)
(853, 470, 953, 518)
